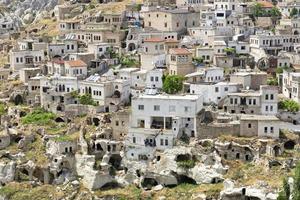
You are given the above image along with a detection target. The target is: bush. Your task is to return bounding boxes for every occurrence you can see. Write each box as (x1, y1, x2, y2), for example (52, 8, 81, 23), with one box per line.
(267, 78, 278, 86)
(21, 108, 56, 125)
(163, 75, 185, 94)
(177, 160, 195, 169)
(0, 103, 6, 115)
(279, 100, 300, 112)
(79, 94, 97, 106)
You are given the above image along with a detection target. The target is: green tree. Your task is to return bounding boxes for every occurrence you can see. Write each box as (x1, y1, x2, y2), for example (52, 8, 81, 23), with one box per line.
(162, 75, 185, 94)
(290, 8, 298, 18)
(192, 57, 204, 65)
(224, 47, 236, 55)
(279, 99, 300, 112)
(252, 3, 265, 17)
(269, 7, 281, 17)
(267, 78, 278, 86)
(79, 94, 97, 106)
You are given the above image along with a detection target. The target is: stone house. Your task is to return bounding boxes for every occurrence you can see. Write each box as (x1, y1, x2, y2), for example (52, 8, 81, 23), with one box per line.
(190, 82, 242, 104)
(9, 49, 45, 71)
(110, 109, 130, 140)
(27, 75, 42, 105)
(185, 67, 224, 84)
(143, 8, 200, 34)
(125, 27, 178, 52)
(46, 138, 77, 156)
(140, 38, 166, 70)
(40, 75, 79, 113)
(87, 43, 112, 59)
(240, 115, 281, 138)
(126, 93, 203, 160)
(19, 68, 41, 83)
(281, 70, 300, 103)
(215, 141, 256, 162)
(58, 19, 81, 35)
(223, 85, 279, 115)
(64, 60, 88, 78)
(48, 39, 78, 58)
(168, 48, 195, 76)
(230, 71, 268, 90)
(79, 72, 130, 109)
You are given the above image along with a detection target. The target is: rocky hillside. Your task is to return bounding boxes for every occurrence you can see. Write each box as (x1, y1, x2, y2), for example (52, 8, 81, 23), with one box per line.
(0, 0, 58, 25)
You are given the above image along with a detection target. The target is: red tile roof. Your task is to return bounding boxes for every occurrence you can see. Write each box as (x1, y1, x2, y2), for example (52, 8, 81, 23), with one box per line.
(169, 48, 191, 55)
(65, 60, 87, 68)
(257, 1, 274, 8)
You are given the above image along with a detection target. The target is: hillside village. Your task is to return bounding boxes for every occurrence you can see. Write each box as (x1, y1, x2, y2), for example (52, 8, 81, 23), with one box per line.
(0, 0, 300, 199)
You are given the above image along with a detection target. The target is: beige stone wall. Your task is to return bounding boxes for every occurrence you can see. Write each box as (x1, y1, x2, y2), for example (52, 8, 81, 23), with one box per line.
(240, 120, 258, 137)
(196, 123, 240, 139)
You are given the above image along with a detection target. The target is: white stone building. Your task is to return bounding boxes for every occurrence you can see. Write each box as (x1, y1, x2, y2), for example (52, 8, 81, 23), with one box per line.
(126, 93, 203, 160)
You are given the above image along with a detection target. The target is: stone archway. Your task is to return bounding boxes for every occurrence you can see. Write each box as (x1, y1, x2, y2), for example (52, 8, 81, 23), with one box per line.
(128, 43, 136, 51)
(14, 94, 23, 105)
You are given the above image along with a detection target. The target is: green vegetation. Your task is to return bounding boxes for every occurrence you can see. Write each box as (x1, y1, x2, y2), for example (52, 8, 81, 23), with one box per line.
(192, 57, 204, 65)
(162, 75, 185, 94)
(290, 7, 298, 18)
(0, 182, 63, 200)
(277, 162, 300, 200)
(177, 160, 196, 169)
(54, 134, 77, 142)
(21, 108, 56, 126)
(120, 55, 139, 67)
(224, 47, 236, 55)
(79, 94, 97, 106)
(279, 99, 300, 112)
(267, 77, 278, 86)
(0, 102, 6, 115)
(252, 3, 281, 18)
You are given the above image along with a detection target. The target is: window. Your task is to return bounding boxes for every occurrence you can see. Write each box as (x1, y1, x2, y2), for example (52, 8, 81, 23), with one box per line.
(224, 87, 228, 92)
(165, 139, 168, 146)
(265, 94, 269, 100)
(264, 127, 268, 133)
(270, 105, 273, 111)
(270, 94, 274, 100)
(160, 139, 164, 145)
(164, 22, 167, 28)
(265, 106, 268, 111)
(115, 121, 119, 126)
(155, 77, 159, 82)
(253, 99, 256, 105)
(215, 87, 219, 92)
(154, 105, 160, 111)
(248, 123, 251, 128)
(150, 76, 154, 81)
(184, 106, 190, 112)
(133, 137, 136, 143)
(270, 127, 274, 133)
(234, 98, 238, 104)
(249, 99, 252, 105)
(230, 98, 233, 104)
(138, 105, 144, 110)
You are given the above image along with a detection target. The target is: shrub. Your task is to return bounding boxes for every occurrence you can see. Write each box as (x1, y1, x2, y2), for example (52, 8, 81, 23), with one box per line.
(79, 94, 97, 106)
(21, 108, 56, 125)
(177, 160, 195, 169)
(163, 75, 185, 94)
(279, 100, 300, 112)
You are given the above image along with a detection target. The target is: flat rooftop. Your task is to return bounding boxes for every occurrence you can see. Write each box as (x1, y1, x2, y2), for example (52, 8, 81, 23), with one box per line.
(241, 115, 279, 121)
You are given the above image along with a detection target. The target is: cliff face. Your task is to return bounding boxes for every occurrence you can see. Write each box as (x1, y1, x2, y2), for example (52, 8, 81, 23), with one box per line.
(0, 0, 58, 25)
